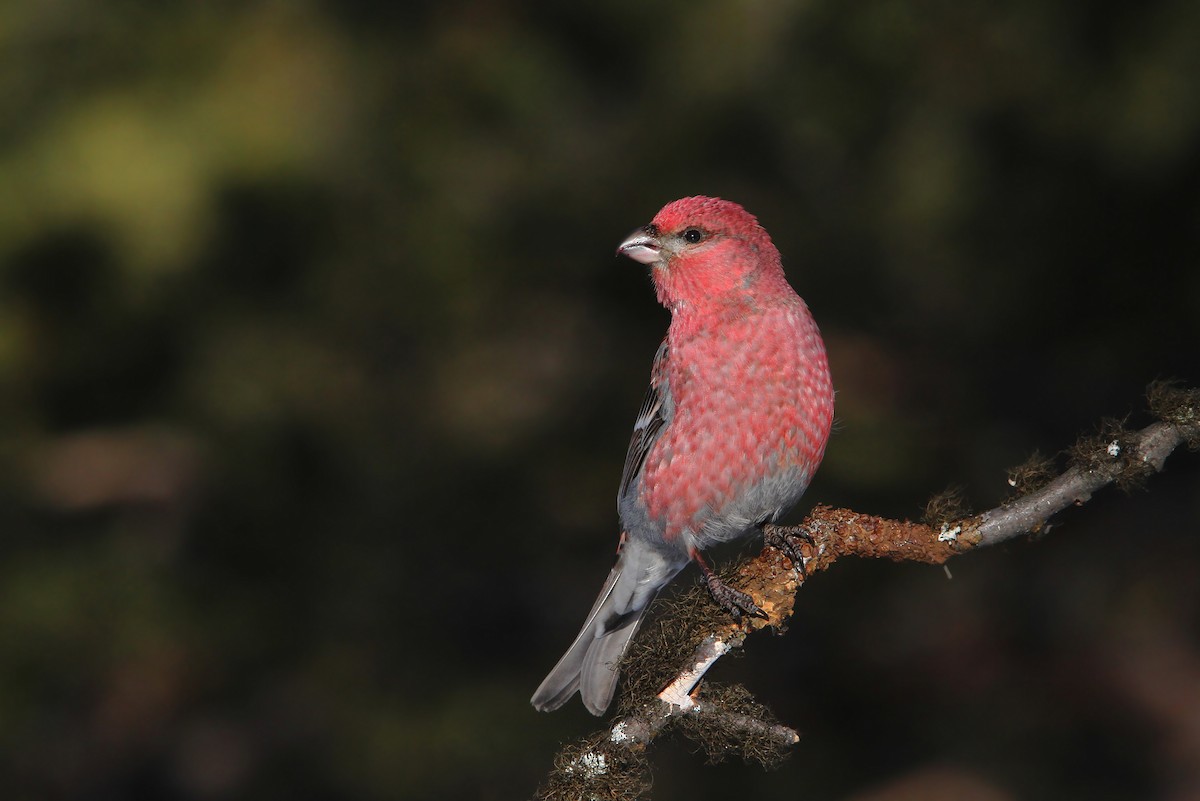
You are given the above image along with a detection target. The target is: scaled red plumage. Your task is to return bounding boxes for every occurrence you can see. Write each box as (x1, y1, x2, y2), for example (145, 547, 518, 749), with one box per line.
(532, 196, 834, 715)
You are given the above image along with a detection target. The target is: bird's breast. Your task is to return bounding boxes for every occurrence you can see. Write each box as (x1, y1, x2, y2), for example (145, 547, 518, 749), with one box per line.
(637, 305, 834, 546)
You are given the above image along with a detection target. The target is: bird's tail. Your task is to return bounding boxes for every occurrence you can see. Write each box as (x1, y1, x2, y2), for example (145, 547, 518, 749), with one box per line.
(531, 539, 684, 716)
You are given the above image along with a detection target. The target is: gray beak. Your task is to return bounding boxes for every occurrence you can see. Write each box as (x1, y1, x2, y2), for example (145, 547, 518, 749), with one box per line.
(617, 227, 662, 265)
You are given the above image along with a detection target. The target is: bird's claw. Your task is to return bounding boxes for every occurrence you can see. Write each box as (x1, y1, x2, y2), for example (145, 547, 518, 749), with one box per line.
(702, 571, 767, 621)
(690, 547, 767, 621)
(763, 523, 816, 579)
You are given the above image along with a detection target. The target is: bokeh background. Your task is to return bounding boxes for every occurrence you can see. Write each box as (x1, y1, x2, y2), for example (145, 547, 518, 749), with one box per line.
(2, 1, 1199, 800)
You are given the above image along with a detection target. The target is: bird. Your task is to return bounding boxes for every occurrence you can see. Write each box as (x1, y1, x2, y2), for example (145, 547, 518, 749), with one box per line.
(531, 196, 835, 716)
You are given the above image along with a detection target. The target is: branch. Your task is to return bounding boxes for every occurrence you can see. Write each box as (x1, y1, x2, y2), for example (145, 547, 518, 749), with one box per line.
(974, 419, 1190, 546)
(535, 385, 1200, 800)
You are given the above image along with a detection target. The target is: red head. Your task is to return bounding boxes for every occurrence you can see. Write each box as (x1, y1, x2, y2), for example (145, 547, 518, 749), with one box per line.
(617, 196, 790, 313)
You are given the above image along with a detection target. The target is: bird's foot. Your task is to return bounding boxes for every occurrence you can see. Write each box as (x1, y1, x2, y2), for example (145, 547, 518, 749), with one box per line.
(763, 523, 815, 579)
(692, 550, 766, 621)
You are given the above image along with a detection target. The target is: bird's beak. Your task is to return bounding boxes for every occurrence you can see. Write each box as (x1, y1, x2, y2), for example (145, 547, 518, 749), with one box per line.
(617, 226, 662, 265)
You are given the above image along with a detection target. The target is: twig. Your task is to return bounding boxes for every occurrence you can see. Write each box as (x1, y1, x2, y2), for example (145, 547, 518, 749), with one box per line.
(656, 636, 731, 710)
(689, 700, 800, 747)
(974, 420, 1188, 546)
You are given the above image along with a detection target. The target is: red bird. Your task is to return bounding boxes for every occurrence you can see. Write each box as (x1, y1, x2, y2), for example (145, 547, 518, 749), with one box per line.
(531, 197, 835, 715)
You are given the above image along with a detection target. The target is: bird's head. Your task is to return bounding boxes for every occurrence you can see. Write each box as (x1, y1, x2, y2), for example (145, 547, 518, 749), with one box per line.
(617, 196, 787, 313)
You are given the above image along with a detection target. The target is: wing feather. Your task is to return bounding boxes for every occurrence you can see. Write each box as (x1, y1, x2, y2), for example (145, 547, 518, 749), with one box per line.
(618, 339, 672, 505)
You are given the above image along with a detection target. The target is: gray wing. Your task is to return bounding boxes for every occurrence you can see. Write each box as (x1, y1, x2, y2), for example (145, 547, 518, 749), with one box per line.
(618, 339, 672, 505)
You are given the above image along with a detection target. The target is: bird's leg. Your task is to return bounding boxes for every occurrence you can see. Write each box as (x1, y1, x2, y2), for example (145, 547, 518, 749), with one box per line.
(762, 522, 815, 579)
(690, 548, 766, 621)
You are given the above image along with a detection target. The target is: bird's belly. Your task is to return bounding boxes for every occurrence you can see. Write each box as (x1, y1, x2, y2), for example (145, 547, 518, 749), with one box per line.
(625, 305, 833, 551)
(638, 404, 815, 548)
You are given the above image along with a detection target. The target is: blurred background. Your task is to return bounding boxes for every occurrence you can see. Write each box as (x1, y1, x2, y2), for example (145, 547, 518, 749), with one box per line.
(1, 1, 1199, 799)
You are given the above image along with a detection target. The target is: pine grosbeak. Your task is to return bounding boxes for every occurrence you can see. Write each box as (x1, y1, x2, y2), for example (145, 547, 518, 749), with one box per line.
(532, 196, 834, 715)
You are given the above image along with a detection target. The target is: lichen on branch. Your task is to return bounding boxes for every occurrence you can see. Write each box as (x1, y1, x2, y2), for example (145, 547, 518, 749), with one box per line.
(534, 385, 1200, 801)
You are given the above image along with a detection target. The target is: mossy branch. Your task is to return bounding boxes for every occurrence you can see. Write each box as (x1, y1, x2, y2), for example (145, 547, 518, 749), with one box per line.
(534, 383, 1200, 800)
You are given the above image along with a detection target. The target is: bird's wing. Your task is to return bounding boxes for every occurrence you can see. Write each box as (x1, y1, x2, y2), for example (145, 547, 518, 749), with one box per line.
(618, 338, 672, 504)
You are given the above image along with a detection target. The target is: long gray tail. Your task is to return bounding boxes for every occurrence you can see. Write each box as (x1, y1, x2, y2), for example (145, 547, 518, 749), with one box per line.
(531, 540, 684, 716)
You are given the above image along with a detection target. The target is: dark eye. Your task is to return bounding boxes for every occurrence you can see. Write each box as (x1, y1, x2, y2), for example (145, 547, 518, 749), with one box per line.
(682, 228, 703, 244)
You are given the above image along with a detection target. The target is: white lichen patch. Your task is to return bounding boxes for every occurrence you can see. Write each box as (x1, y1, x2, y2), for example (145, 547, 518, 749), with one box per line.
(565, 750, 609, 778)
(938, 522, 962, 542)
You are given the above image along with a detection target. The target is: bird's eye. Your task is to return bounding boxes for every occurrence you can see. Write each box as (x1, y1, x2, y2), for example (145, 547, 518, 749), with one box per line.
(682, 228, 703, 244)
